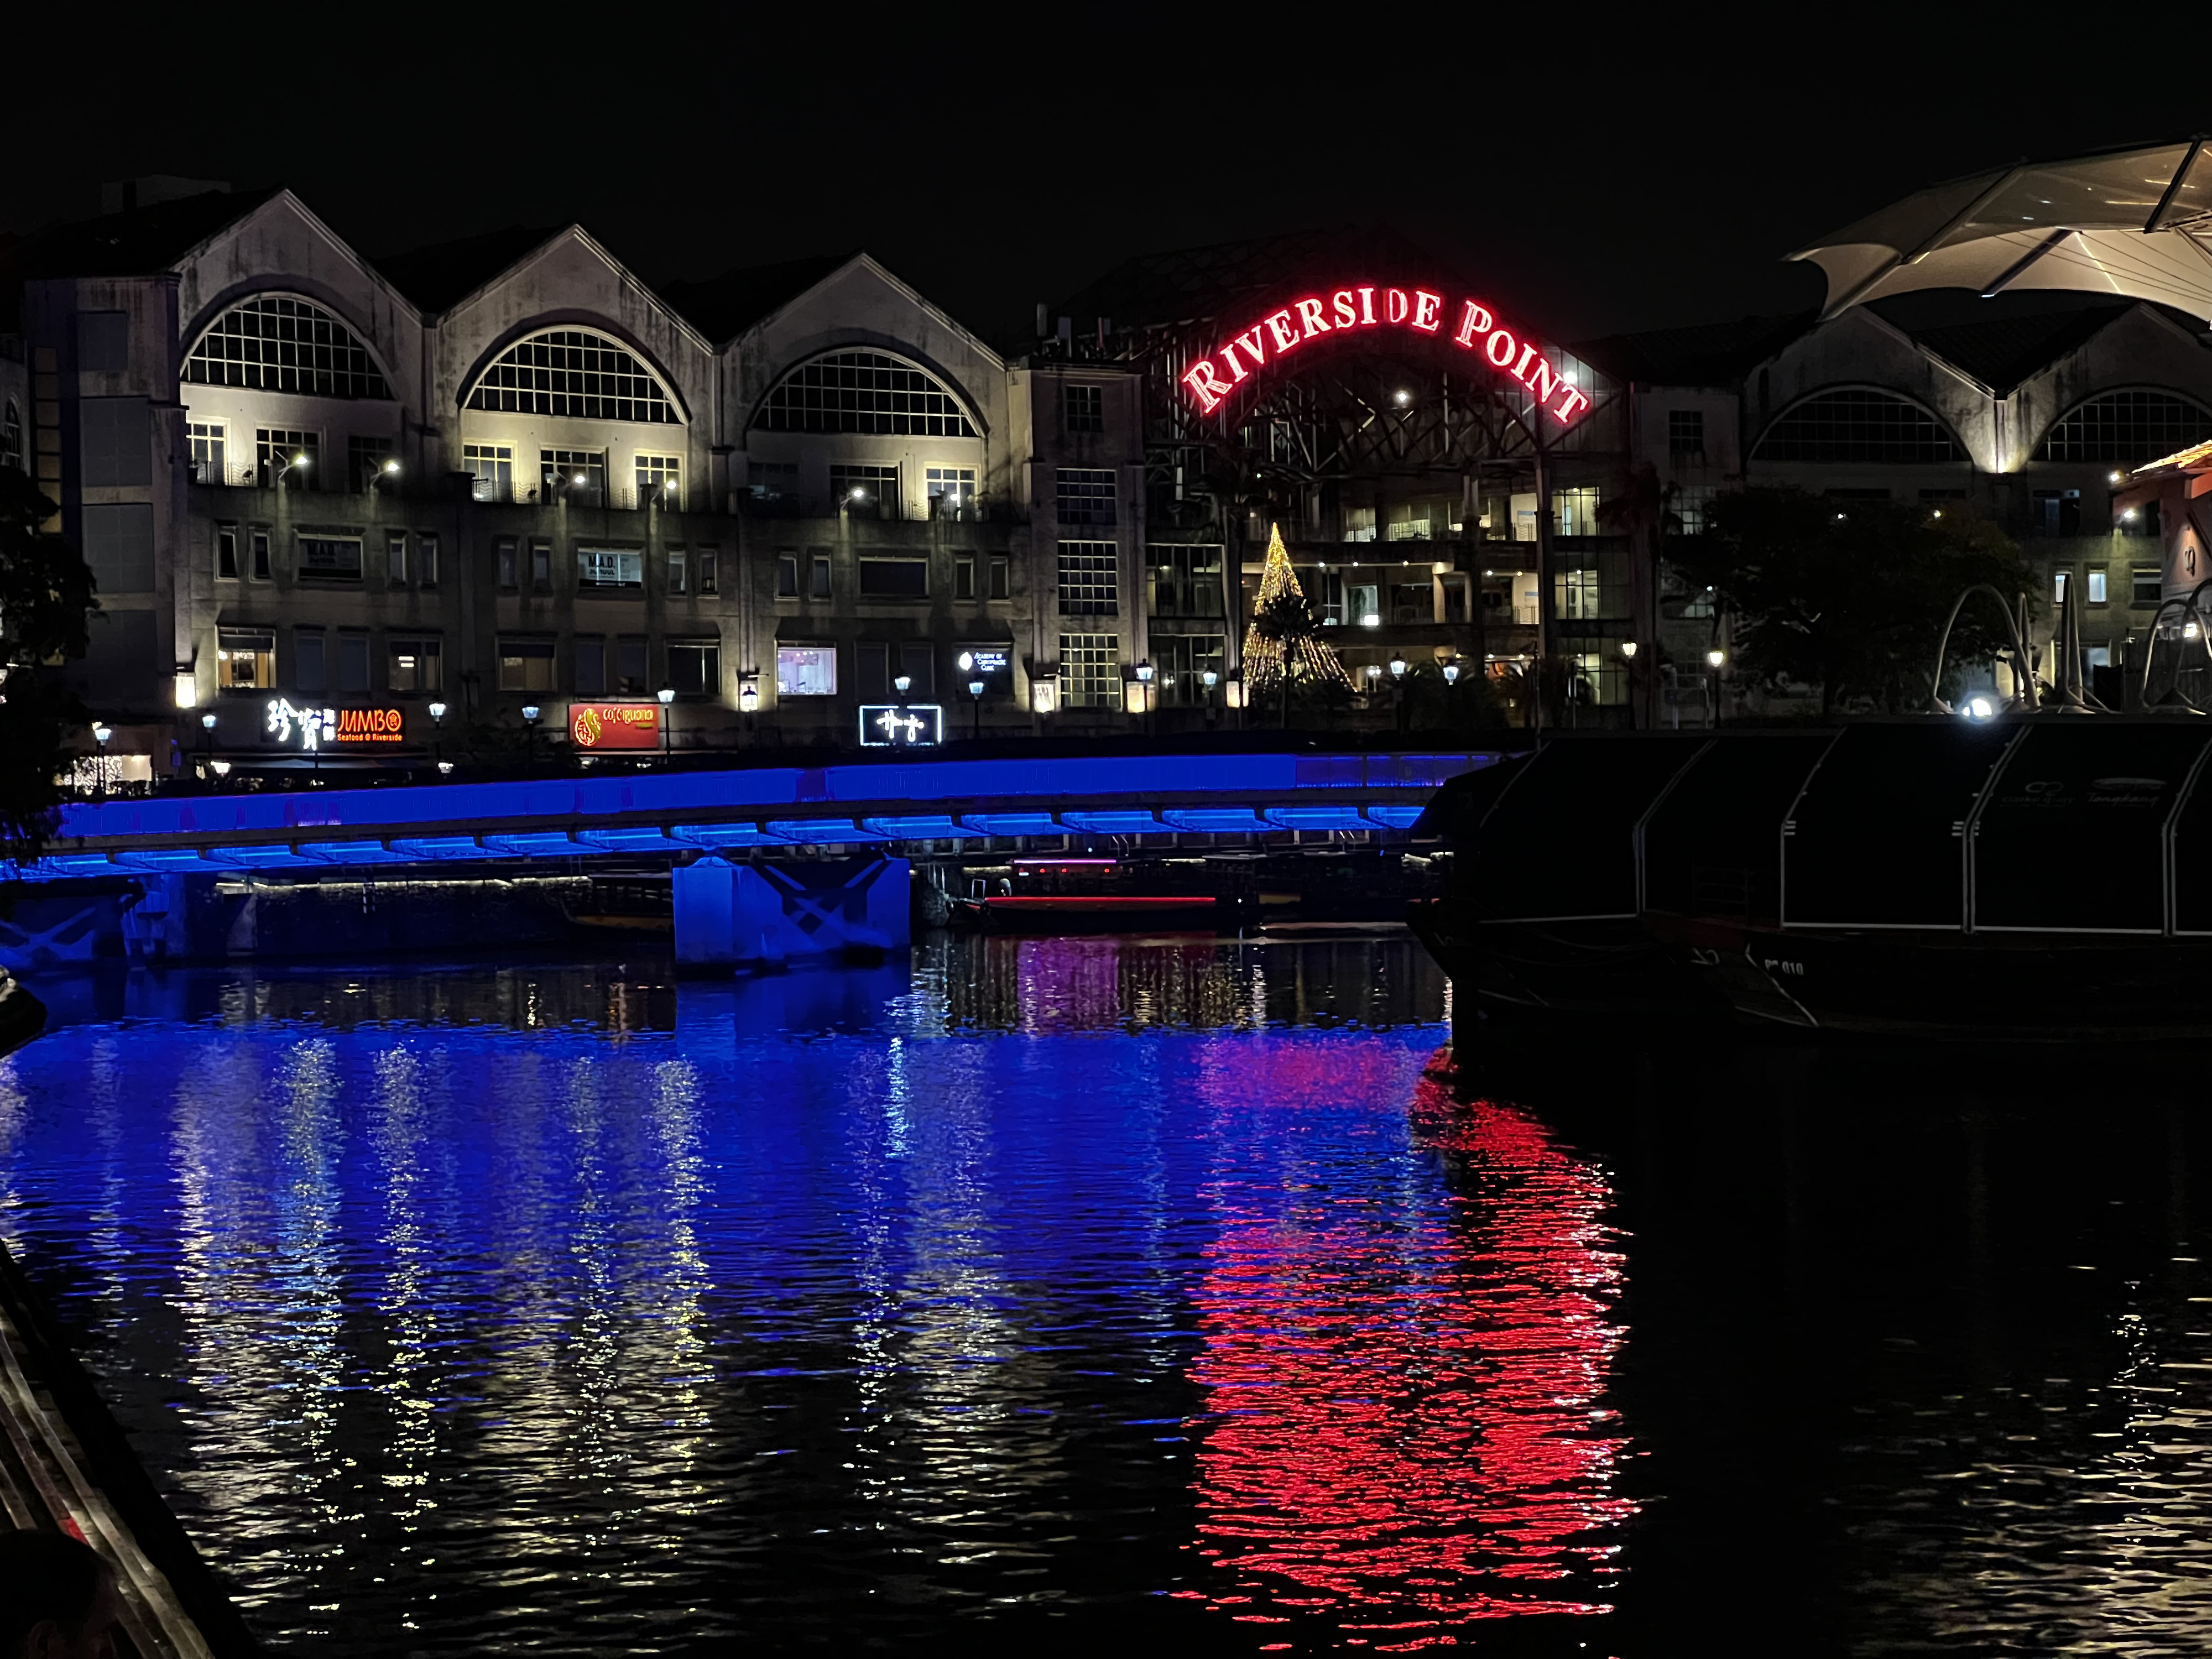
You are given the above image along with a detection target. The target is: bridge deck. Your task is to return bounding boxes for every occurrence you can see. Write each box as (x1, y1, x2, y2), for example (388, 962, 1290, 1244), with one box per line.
(20, 751, 1495, 882)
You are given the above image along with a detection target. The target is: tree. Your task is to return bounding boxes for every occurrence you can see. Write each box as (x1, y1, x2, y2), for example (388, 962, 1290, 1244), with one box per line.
(1669, 488, 2031, 716)
(0, 471, 98, 868)
(1240, 524, 1352, 726)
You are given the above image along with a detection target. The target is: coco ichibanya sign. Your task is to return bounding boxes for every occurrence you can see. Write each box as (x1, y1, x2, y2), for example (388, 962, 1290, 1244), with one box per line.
(1179, 283, 1591, 426)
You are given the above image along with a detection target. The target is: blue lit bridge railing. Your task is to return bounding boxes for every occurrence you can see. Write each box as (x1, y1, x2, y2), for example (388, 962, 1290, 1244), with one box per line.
(18, 750, 1497, 883)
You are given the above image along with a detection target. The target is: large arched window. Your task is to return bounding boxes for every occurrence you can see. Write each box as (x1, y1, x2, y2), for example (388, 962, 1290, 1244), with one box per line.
(465, 328, 677, 424)
(1753, 388, 1958, 463)
(185, 294, 390, 399)
(753, 351, 976, 437)
(2038, 390, 2212, 466)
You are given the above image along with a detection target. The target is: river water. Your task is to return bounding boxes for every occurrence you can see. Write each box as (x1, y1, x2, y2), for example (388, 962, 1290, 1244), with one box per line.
(1, 936, 2209, 1655)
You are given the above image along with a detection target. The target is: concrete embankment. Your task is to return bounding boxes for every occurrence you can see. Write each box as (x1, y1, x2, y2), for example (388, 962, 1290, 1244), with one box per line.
(0, 1238, 260, 1655)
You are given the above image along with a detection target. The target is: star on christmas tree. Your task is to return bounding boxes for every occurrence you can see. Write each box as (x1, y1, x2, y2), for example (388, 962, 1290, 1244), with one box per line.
(1240, 524, 1352, 697)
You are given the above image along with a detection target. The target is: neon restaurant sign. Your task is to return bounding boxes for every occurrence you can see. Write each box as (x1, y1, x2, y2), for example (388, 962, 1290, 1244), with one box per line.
(1178, 284, 1592, 427)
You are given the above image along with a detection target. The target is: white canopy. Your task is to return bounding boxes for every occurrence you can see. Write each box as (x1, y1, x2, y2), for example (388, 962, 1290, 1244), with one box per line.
(1793, 138, 2212, 322)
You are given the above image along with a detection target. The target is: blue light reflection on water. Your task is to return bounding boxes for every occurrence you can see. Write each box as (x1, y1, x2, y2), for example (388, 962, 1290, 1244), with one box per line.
(0, 939, 1634, 1654)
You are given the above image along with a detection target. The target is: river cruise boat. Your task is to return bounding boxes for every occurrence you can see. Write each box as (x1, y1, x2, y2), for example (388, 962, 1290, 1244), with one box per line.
(947, 857, 1260, 934)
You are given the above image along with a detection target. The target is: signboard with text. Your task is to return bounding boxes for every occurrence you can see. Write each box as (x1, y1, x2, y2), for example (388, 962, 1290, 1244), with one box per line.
(1178, 281, 1591, 427)
(264, 699, 406, 750)
(859, 704, 943, 747)
(569, 702, 662, 750)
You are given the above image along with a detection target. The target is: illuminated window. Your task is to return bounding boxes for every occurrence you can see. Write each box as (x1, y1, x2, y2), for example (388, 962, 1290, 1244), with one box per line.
(541, 447, 606, 500)
(669, 639, 721, 698)
(255, 428, 319, 487)
(1152, 632, 1224, 706)
(1057, 467, 1116, 525)
(2041, 391, 2212, 465)
(463, 443, 513, 502)
(1148, 545, 1224, 619)
(388, 637, 441, 692)
(1553, 487, 1601, 536)
(348, 435, 394, 493)
(831, 463, 899, 515)
(1059, 632, 1121, 708)
(636, 452, 681, 509)
(579, 548, 643, 589)
(754, 351, 975, 436)
(1754, 390, 1957, 463)
(2088, 568, 2109, 603)
(1673, 483, 1717, 536)
(187, 420, 226, 484)
(217, 628, 274, 690)
(1557, 567, 1601, 620)
(1057, 541, 1118, 615)
(186, 294, 390, 399)
(1344, 504, 1377, 542)
(776, 644, 836, 697)
(1065, 384, 1104, 434)
(497, 637, 556, 692)
(927, 465, 977, 520)
(466, 330, 675, 423)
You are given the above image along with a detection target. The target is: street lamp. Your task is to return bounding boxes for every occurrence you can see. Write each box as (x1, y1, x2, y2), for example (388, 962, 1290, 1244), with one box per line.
(199, 709, 216, 786)
(521, 703, 541, 769)
(427, 700, 447, 773)
(657, 686, 675, 761)
(1704, 646, 1725, 728)
(967, 676, 985, 739)
(1134, 659, 1155, 735)
(1202, 667, 1219, 729)
(1620, 640, 1639, 659)
(272, 451, 309, 489)
(91, 722, 112, 800)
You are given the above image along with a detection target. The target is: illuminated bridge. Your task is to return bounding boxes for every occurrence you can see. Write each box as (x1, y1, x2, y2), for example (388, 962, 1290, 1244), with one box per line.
(22, 750, 1492, 882)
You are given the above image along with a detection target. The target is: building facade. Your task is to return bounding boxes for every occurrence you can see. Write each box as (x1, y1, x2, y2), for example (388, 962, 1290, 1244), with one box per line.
(0, 189, 1165, 776)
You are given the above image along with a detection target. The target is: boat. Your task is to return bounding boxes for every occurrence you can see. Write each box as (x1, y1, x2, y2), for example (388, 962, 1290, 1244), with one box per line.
(1410, 719, 2212, 1039)
(945, 855, 1260, 933)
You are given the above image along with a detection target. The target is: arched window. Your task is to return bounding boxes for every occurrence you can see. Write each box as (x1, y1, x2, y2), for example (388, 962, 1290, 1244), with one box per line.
(465, 329, 677, 424)
(754, 351, 976, 437)
(1, 402, 20, 473)
(1754, 388, 1958, 463)
(2038, 390, 2212, 466)
(185, 294, 390, 399)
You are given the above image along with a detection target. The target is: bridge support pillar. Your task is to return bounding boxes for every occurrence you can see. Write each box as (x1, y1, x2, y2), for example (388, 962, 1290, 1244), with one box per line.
(674, 855, 911, 973)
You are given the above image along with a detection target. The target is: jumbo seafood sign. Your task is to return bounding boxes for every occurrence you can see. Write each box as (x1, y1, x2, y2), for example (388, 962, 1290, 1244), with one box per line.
(1178, 283, 1591, 426)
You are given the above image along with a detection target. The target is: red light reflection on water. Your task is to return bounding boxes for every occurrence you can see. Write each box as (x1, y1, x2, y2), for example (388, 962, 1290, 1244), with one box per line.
(1186, 1048, 1632, 1642)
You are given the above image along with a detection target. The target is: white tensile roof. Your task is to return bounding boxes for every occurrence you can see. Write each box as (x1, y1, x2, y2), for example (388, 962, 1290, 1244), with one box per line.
(1794, 138, 2212, 322)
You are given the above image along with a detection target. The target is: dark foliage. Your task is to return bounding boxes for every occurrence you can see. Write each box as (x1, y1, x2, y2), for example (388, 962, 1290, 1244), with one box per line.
(1669, 488, 2031, 715)
(0, 471, 98, 866)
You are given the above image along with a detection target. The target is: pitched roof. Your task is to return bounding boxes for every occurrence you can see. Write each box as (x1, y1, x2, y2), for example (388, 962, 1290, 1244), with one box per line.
(368, 226, 564, 314)
(1571, 312, 1816, 387)
(0, 188, 279, 328)
(658, 252, 857, 343)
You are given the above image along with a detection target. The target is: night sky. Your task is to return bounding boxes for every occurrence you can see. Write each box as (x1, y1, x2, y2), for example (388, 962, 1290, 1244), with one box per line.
(11, 15, 2205, 348)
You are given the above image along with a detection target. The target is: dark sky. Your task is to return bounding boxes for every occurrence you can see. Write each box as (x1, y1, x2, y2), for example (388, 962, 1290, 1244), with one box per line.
(10, 13, 2206, 348)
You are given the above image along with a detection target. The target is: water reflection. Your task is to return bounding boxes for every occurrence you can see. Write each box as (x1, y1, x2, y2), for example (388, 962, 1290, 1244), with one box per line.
(0, 937, 1633, 1655)
(1186, 1047, 1632, 1644)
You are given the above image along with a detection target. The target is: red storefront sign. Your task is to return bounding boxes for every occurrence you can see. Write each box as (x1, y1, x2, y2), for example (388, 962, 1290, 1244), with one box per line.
(569, 702, 661, 750)
(1178, 283, 1592, 427)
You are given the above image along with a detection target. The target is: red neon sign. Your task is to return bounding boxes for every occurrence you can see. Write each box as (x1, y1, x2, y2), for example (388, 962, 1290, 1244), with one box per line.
(1179, 283, 1592, 426)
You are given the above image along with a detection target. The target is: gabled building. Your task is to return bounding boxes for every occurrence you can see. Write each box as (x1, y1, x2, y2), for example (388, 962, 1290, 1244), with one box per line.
(1582, 292, 2212, 717)
(0, 185, 1160, 776)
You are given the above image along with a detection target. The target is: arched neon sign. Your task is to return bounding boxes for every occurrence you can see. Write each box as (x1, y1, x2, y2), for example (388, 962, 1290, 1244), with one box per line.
(1179, 284, 1592, 427)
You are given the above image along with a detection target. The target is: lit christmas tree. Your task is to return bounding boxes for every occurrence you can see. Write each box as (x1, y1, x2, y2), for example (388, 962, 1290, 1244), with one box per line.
(1241, 523, 1352, 698)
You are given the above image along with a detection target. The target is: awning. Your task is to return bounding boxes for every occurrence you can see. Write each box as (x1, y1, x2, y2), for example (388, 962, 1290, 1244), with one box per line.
(1793, 139, 2212, 322)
